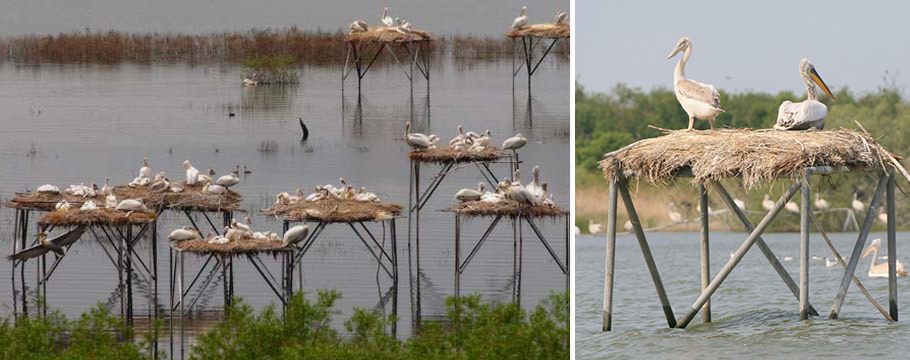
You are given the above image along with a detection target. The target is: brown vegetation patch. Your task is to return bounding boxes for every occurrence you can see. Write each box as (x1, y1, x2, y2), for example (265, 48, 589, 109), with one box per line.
(409, 147, 504, 164)
(599, 128, 903, 188)
(172, 236, 290, 255)
(347, 27, 432, 43)
(6, 192, 104, 211)
(112, 182, 242, 212)
(261, 198, 402, 223)
(506, 24, 570, 39)
(445, 200, 566, 218)
(38, 208, 156, 226)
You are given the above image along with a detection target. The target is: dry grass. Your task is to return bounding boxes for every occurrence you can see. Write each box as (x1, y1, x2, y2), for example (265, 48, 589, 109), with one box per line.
(172, 235, 290, 255)
(506, 24, 570, 39)
(38, 208, 156, 226)
(6, 192, 105, 211)
(445, 200, 566, 218)
(261, 198, 401, 223)
(599, 128, 903, 189)
(113, 182, 242, 212)
(347, 27, 432, 43)
(409, 147, 503, 164)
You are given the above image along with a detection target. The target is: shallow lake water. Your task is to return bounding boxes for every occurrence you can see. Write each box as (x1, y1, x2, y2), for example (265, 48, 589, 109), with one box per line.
(576, 231, 910, 359)
(0, 53, 569, 345)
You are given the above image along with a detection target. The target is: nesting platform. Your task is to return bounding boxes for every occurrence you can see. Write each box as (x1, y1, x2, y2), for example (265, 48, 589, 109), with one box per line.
(342, 26, 433, 96)
(262, 198, 402, 223)
(38, 208, 156, 226)
(6, 192, 105, 212)
(506, 24, 570, 39)
(445, 200, 566, 218)
(508, 24, 569, 117)
(171, 236, 291, 255)
(409, 147, 504, 164)
(346, 27, 432, 43)
(112, 182, 242, 212)
(599, 127, 906, 331)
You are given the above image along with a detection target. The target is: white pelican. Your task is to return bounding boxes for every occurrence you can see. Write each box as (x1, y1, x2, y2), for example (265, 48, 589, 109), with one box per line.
(540, 182, 555, 207)
(474, 130, 492, 147)
(203, 183, 227, 195)
(350, 19, 368, 33)
(554, 10, 568, 25)
(783, 256, 794, 261)
(588, 219, 603, 234)
(354, 187, 379, 202)
(304, 187, 324, 202)
(150, 177, 170, 192)
(342, 186, 355, 200)
(814, 193, 830, 211)
(101, 178, 112, 196)
(198, 169, 214, 184)
(404, 122, 431, 150)
(7, 227, 85, 261)
(105, 194, 117, 208)
(209, 235, 230, 245)
(37, 184, 60, 194)
(851, 193, 864, 213)
(455, 183, 485, 202)
(216, 172, 240, 188)
(512, 6, 528, 30)
(502, 133, 527, 152)
(877, 208, 888, 224)
(785, 201, 799, 214)
(505, 184, 536, 206)
(527, 166, 544, 199)
(449, 125, 467, 146)
(184, 160, 200, 185)
(55, 200, 71, 211)
(242, 73, 258, 87)
(668, 203, 683, 223)
(697, 203, 713, 215)
(623, 220, 633, 232)
(283, 225, 310, 247)
(128, 176, 150, 187)
(275, 192, 291, 205)
(774, 59, 836, 131)
(762, 194, 775, 212)
(667, 37, 724, 130)
(168, 226, 200, 242)
(381, 8, 394, 27)
(825, 257, 838, 267)
(116, 199, 149, 212)
(860, 238, 908, 277)
(812, 255, 824, 260)
(733, 198, 746, 210)
(401, 20, 416, 33)
(79, 200, 98, 211)
(480, 191, 505, 203)
(394, 18, 410, 35)
(574, 226, 581, 235)
(139, 157, 151, 179)
(231, 218, 252, 233)
(170, 183, 184, 193)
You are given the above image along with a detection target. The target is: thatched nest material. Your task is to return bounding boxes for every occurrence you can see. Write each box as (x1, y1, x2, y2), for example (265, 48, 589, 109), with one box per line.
(38, 208, 157, 226)
(506, 24, 570, 39)
(444, 200, 566, 218)
(172, 236, 291, 255)
(261, 198, 402, 223)
(409, 146, 504, 164)
(347, 27, 432, 43)
(599, 128, 904, 188)
(6, 192, 104, 211)
(113, 182, 242, 212)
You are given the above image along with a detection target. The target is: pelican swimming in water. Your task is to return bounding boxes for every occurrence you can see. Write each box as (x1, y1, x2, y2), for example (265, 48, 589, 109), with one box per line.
(512, 6, 528, 29)
(785, 201, 799, 214)
(168, 226, 201, 242)
(733, 198, 746, 211)
(242, 73, 258, 86)
(851, 193, 864, 213)
(861, 238, 908, 277)
(825, 257, 838, 267)
(668, 203, 683, 223)
(783, 256, 794, 261)
(350, 19, 368, 33)
(814, 193, 830, 211)
(762, 194, 775, 212)
(554, 10, 568, 25)
(184, 160, 200, 185)
(774, 58, 836, 131)
(7, 227, 86, 261)
(455, 183, 485, 202)
(404, 122, 432, 150)
(588, 219, 603, 234)
(381, 8, 394, 27)
(502, 133, 527, 153)
(667, 37, 724, 130)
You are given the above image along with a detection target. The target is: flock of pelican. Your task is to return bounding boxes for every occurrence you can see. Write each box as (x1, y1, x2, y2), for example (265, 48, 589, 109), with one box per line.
(511, 7, 569, 30)
(271, 177, 382, 207)
(168, 218, 310, 249)
(348, 7, 417, 35)
(666, 37, 835, 130)
(404, 122, 527, 154)
(455, 166, 554, 208)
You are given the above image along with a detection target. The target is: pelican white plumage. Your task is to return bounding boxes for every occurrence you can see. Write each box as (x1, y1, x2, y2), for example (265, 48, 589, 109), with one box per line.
(588, 219, 603, 234)
(138, 157, 151, 179)
(242, 73, 258, 86)
(480, 191, 505, 203)
(283, 225, 310, 247)
(512, 6, 528, 29)
(203, 183, 227, 195)
(449, 125, 467, 146)
(455, 183, 485, 202)
(209, 235, 230, 244)
(502, 133, 527, 152)
(381, 8, 394, 27)
(354, 187, 379, 202)
(668, 203, 683, 223)
(101, 178, 112, 196)
(574, 226, 581, 235)
(877, 208, 888, 224)
(394, 18, 410, 35)
(105, 194, 117, 209)
(527, 166, 543, 199)
(812, 255, 824, 261)
(505, 184, 536, 206)
(814, 193, 830, 211)
(116, 199, 148, 212)
(861, 238, 907, 277)
(623, 220, 633, 232)
(79, 200, 98, 211)
(55, 200, 71, 211)
(350, 19, 368, 33)
(774, 59, 836, 130)
(216, 172, 241, 188)
(825, 257, 838, 267)
(37, 184, 60, 194)
(762, 194, 775, 212)
(184, 160, 200, 185)
(404, 122, 432, 150)
(168, 226, 200, 242)
(852, 193, 864, 213)
(554, 10, 568, 25)
(785, 201, 799, 214)
(150, 177, 170, 192)
(733, 198, 746, 210)
(667, 37, 724, 130)
(231, 218, 252, 233)
(783, 256, 794, 261)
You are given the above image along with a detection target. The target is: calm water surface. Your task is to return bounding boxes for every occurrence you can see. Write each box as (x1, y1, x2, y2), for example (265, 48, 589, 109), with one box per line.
(576, 232, 910, 359)
(0, 54, 568, 342)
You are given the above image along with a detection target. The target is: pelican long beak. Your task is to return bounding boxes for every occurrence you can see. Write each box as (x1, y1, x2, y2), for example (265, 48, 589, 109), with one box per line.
(667, 44, 684, 59)
(861, 243, 875, 259)
(809, 68, 836, 100)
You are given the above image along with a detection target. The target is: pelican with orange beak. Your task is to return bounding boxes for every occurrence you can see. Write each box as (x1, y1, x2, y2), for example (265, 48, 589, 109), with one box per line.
(774, 58, 836, 130)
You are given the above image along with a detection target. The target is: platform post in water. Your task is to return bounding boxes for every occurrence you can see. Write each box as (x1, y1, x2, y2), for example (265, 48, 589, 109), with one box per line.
(602, 178, 618, 331)
(799, 175, 810, 320)
(699, 184, 711, 323)
(887, 170, 898, 320)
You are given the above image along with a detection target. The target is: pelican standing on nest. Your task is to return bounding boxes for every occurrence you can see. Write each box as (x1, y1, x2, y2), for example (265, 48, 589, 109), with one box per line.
(168, 226, 201, 242)
(455, 183, 485, 202)
(554, 10, 568, 25)
(785, 201, 799, 214)
(381, 8, 394, 27)
(502, 133, 527, 153)
(588, 219, 602, 234)
(861, 238, 907, 277)
(814, 193, 830, 211)
(667, 37, 724, 130)
(350, 19, 368, 33)
(139, 157, 151, 179)
(668, 203, 683, 223)
(774, 58, 836, 130)
(283, 225, 310, 247)
(762, 194, 775, 212)
(404, 122, 431, 150)
(852, 193, 864, 213)
(184, 160, 200, 185)
(512, 6, 528, 29)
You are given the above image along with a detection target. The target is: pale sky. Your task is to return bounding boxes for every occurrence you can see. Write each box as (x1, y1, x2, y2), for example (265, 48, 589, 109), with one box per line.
(577, 0, 910, 95)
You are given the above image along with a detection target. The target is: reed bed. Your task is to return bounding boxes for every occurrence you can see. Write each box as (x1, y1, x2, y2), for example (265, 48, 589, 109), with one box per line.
(38, 208, 156, 226)
(172, 236, 290, 255)
(6, 192, 104, 211)
(113, 182, 242, 212)
(599, 128, 903, 188)
(506, 24, 570, 39)
(409, 147, 504, 164)
(445, 200, 566, 218)
(261, 198, 401, 223)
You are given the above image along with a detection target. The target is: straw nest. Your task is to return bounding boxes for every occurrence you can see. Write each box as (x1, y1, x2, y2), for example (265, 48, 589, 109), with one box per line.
(347, 27, 432, 43)
(261, 198, 402, 223)
(38, 208, 157, 226)
(506, 24, 570, 39)
(112, 182, 242, 212)
(444, 200, 566, 218)
(409, 146, 504, 164)
(598, 128, 904, 188)
(5, 192, 104, 211)
(171, 236, 290, 255)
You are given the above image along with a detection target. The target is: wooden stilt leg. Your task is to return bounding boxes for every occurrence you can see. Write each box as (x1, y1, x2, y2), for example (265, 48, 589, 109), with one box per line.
(602, 179, 618, 331)
(699, 184, 711, 323)
(800, 176, 810, 320)
(887, 170, 898, 320)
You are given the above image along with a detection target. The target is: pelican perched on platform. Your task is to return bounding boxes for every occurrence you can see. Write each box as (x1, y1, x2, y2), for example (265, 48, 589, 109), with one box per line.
(775, 59, 835, 130)
(502, 133, 527, 152)
(455, 183, 485, 202)
(184, 160, 200, 185)
(79, 200, 98, 211)
(512, 6, 528, 29)
(283, 225, 310, 247)
(852, 193, 864, 213)
(588, 219, 602, 234)
(101, 178, 112, 196)
(381, 8, 394, 27)
(350, 19, 368, 33)
(216, 171, 241, 188)
(527, 166, 544, 199)
(37, 184, 60, 194)
(762, 194, 774, 212)
(733, 198, 746, 211)
(168, 226, 201, 242)
(667, 37, 724, 130)
(554, 10, 568, 25)
(116, 199, 149, 212)
(814, 193, 830, 211)
(861, 238, 907, 277)
(7, 227, 86, 261)
(404, 122, 431, 150)
(785, 201, 799, 214)
(668, 203, 683, 223)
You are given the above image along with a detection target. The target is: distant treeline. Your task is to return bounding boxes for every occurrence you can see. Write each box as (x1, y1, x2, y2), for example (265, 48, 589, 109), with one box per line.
(575, 81, 910, 182)
(0, 28, 568, 66)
